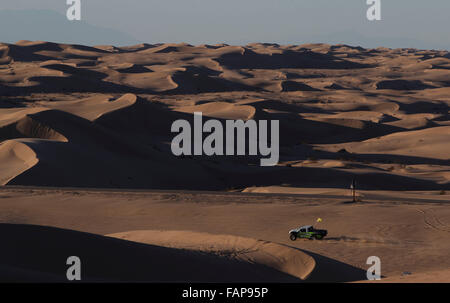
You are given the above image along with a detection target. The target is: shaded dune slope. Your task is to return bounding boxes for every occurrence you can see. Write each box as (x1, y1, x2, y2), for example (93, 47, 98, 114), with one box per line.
(0, 95, 221, 189)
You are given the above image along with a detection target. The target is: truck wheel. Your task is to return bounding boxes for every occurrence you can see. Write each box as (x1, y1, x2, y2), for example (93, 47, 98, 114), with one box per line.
(289, 233, 297, 241)
(315, 235, 323, 240)
(308, 236, 314, 240)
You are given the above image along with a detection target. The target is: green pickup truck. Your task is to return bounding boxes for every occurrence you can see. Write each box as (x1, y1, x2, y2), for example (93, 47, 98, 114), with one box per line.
(289, 225, 328, 241)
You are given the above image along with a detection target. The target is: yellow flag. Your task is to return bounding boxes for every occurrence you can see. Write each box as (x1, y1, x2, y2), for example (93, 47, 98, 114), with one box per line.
(316, 218, 322, 223)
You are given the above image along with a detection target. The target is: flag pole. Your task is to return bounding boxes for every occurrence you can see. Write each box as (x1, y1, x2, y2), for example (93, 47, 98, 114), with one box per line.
(352, 177, 356, 203)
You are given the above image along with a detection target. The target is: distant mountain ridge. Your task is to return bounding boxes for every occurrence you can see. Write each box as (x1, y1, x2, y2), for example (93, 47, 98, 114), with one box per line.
(0, 9, 140, 46)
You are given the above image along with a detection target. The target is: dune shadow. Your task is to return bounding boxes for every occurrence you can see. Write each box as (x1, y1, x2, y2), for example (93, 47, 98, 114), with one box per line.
(216, 49, 372, 70)
(376, 80, 436, 90)
(168, 69, 258, 94)
(396, 100, 449, 115)
(220, 165, 448, 191)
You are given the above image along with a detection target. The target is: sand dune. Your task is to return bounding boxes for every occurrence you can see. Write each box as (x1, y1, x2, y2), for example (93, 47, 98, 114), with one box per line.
(35, 93, 137, 121)
(176, 101, 256, 120)
(0, 140, 38, 185)
(109, 230, 316, 281)
(319, 126, 450, 160)
(0, 41, 448, 191)
(0, 224, 311, 282)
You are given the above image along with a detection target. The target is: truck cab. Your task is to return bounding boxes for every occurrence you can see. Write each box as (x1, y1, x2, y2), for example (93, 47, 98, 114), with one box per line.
(289, 225, 327, 241)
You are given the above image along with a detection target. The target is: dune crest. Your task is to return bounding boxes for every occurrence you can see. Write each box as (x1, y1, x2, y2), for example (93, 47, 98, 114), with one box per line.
(176, 101, 256, 120)
(321, 126, 450, 160)
(36, 93, 137, 121)
(109, 230, 316, 281)
(0, 140, 38, 185)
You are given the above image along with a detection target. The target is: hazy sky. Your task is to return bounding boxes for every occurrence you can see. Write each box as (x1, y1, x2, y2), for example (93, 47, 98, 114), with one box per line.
(1, 0, 450, 49)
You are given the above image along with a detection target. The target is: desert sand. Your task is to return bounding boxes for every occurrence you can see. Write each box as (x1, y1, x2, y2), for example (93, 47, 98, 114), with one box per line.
(0, 40, 449, 282)
(0, 187, 449, 282)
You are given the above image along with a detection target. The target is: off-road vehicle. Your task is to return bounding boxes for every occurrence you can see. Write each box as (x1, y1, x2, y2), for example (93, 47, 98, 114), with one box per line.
(289, 225, 327, 241)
